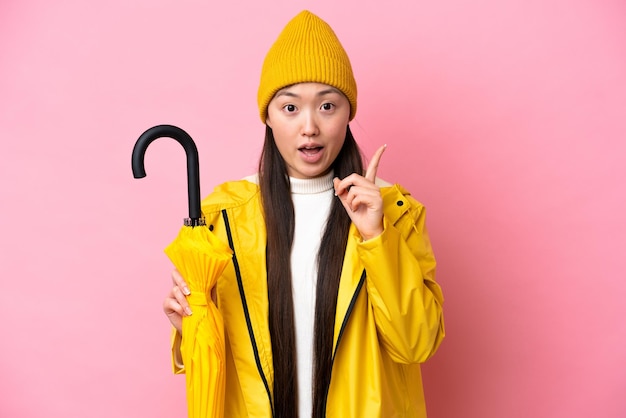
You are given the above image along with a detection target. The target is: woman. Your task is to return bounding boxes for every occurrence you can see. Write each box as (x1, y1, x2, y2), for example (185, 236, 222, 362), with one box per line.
(163, 10, 445, 418)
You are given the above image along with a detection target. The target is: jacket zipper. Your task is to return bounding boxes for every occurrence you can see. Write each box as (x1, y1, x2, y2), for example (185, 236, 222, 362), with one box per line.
(321, 269, 367, 415)
(222, 209, 275, 417)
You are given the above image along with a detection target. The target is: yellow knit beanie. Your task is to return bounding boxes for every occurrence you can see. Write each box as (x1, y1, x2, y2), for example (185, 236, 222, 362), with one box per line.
(257, 10, 357, 123)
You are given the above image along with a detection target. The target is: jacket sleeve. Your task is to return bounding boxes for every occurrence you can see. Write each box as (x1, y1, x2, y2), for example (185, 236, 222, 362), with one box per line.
(356, 193, 445, 364)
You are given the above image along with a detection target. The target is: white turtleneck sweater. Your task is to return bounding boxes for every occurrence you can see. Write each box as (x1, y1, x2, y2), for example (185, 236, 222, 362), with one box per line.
(288, 171, 334, 418)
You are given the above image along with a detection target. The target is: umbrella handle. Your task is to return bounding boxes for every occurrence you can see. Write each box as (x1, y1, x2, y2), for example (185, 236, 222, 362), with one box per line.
(131, 124, 202, 224)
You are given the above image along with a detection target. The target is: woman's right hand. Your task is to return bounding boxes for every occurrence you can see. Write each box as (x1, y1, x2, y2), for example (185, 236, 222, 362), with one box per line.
(163, 269, 192, 334)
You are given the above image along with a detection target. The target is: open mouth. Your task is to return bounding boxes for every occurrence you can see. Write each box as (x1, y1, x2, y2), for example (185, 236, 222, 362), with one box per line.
(299, 145, 323, 156)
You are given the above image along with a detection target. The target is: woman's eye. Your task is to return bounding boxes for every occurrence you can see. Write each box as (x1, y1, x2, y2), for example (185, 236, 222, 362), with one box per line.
(284, 104, 297, 112)
(321, 103, 334, 111)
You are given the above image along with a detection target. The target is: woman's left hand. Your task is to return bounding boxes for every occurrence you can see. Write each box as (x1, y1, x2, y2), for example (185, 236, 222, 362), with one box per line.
(333, 144, 387, 241)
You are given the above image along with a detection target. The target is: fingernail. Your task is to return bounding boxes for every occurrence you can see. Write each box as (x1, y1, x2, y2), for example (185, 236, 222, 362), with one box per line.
(183, 286, 191, 296)
(185, 307, 193, 316)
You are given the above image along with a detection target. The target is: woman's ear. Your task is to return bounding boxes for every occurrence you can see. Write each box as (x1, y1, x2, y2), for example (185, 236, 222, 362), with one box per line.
(265, 114, 272, 129)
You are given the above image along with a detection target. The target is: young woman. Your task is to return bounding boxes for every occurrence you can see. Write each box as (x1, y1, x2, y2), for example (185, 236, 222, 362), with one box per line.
(163, 10, 445, 418)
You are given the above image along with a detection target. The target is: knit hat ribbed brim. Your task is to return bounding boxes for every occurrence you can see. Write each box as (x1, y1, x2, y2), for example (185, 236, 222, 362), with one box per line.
(257, 10, 357, 123)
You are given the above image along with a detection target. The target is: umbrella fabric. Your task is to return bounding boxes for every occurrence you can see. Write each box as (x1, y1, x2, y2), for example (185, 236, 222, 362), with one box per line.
(164, 225, 233, 418)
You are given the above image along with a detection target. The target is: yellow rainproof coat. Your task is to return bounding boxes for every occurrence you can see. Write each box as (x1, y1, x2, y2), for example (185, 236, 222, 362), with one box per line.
(172, 179, 445, 417)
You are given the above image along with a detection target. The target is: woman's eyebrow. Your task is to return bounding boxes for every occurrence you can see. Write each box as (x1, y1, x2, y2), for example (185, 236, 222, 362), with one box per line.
(317, 88, 342, 97)
(275, 90, 299, 98)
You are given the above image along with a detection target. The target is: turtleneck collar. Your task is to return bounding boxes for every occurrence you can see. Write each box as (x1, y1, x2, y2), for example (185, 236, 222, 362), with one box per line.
(289, 171, 334, 195)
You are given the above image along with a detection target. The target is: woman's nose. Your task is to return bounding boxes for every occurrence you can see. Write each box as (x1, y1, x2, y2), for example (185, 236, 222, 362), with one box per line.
(300, 111, 319, 137)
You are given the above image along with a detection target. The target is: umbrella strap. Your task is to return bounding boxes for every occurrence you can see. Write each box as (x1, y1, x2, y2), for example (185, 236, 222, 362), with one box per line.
(187, 291, 208, 307)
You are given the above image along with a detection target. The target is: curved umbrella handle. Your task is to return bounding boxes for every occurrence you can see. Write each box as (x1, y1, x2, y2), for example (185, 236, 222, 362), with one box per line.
(131, 124, 202, 224)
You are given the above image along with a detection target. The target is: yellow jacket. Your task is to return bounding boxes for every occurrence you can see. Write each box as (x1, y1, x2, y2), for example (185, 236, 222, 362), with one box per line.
(172, 179, 444, 417)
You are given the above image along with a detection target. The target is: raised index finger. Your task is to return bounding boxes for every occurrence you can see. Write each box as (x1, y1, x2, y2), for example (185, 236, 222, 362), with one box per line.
(365, 144, 387, 182)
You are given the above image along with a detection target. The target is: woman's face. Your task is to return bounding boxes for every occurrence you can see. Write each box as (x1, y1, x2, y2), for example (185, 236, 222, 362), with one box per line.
(266, 82, 351, 179)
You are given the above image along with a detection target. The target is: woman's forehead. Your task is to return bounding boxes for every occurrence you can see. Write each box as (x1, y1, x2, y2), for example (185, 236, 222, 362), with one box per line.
(274, 83, 343, 97)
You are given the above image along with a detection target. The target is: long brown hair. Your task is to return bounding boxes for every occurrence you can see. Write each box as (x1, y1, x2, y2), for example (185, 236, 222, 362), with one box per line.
(258, 125, 364, 418)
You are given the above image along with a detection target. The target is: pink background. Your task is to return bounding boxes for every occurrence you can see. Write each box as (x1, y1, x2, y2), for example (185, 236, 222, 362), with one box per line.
(1, 0, 625, 417)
